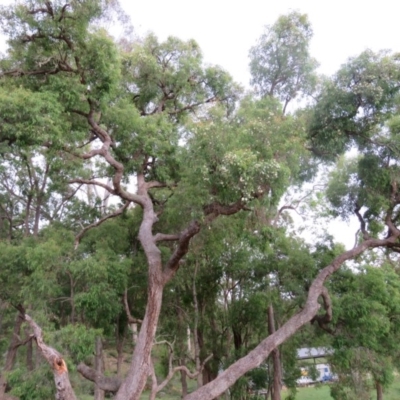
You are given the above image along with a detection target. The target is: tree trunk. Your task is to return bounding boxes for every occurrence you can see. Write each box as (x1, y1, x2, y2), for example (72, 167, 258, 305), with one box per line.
(268, 306, 281, 400)
(94, 337, 105, 400)
(114, 279, 164, 400)
(193, 262, 203, 388)
(179, 359, 188, 399)
(376, 381, 383, 400)
(116, 334, 125, 378)
(26, 330, 34, 371)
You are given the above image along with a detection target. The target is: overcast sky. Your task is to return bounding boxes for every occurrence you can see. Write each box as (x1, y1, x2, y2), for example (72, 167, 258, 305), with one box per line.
(120, 0, 400, 86)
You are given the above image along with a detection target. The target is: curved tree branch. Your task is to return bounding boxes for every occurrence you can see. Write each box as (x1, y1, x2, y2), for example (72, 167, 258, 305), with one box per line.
(184, 233, 400, 400)
(77, 363, 122, 393)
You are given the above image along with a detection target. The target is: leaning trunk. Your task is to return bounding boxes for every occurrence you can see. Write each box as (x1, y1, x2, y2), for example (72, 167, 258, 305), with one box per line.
(114, 278, 164, 400)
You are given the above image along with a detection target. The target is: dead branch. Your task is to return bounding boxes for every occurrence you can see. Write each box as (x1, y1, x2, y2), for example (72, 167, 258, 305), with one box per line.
(17, 306, 77, 400)
(149, 340, 213, 400)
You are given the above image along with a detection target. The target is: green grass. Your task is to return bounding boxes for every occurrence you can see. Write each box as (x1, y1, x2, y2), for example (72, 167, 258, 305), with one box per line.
(295, 378, 400, 400)
(295, 384, 332, 400)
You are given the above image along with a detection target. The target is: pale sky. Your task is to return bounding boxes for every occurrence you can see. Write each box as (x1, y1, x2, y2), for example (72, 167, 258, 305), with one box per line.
(1, 0, 395, 248)
(120, 0, 400, 86)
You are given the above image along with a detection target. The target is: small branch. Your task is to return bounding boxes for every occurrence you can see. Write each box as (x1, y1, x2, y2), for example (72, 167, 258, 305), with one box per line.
(146, 181, 168, 190)
(74, 201, 130, 248)
(203, 199, 246, 222)
(354, 204, 370, 240)
(58, 4, 71, 22)
(77, 363, 122, 392)
(162, 221, 201, 283)
(123, 289, 143, 324)
(69, 178, 116, 194)
(154, 233, 180, 242)
(149, 340, 213, 400)
(310, 287, 334, 334)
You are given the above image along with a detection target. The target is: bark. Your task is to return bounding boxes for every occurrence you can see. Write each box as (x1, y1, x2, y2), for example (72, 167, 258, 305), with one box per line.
(267, 305, 281, 400)
(17, 308, 77, 400)
(376, 381, 383, 400)
(26, 327, 34, 371)
(179, 360, 188, 398)
(114, 279, 164, 400)
(116, 332, 125, 378)
(94, 337, 105, 400)
(183, 235, 399, 400)
(193, 262, 203, 388)
(77, 363, 122, 392)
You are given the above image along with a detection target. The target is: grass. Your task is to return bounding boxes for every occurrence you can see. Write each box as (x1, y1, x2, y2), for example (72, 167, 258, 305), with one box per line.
(295, 378, 400, 400)
(79, 379, 400, 400)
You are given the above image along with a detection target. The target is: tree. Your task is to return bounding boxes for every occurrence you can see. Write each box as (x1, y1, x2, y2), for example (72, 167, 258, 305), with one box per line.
(249, 11, 318, 113)
(2, 3, 400, 400)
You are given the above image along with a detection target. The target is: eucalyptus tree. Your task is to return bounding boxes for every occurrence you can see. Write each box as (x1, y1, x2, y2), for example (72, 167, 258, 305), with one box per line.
(249, 11, 318, 113)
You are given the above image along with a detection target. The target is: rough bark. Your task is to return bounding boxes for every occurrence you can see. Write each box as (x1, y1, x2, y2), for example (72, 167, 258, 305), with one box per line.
(267, 305, 281, 400)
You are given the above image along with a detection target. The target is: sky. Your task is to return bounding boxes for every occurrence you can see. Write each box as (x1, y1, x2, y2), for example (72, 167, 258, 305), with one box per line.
(120, 0, 400, 86)
(0, 0, 398, 248)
